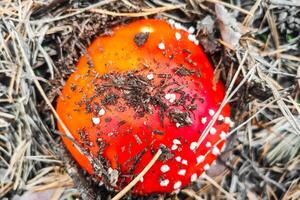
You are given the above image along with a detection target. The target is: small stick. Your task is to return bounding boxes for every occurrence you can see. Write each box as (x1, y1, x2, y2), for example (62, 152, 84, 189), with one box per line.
(243, 0, 263, 26)
(112, 149, 162, 200)
(201, 173, 236, 200)
(88, 5, 183, 17)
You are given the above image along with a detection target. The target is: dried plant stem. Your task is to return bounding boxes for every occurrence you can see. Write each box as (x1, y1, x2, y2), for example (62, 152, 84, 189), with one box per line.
(30, 0, 117, 24)
(266, 9, 280, 58)
(181, 189, 205, 200)
(14, 28, 110, 181)
(243, 0, 263, 26)
(23, 47, 76, 150)
(89, 5, 183, 17)
(112, 149, 162, 200)
(201, 173, 236, 200)
(196, 50, 249, 147)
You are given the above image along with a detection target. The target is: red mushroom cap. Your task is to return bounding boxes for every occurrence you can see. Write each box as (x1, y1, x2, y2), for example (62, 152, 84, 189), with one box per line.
(56, 19, 231, 194)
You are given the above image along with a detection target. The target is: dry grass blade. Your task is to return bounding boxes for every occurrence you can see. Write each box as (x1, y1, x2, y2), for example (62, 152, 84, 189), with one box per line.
(196, 51, 251, 148)
(257, 69, 300, 134)
(201, 173, 236, 200)
(243, 0, 263, 26)
(181, 189, 204, 200)
(266, 9, 280, 58)
(89, 4, 184, 17)
(30, 0, 117, 24)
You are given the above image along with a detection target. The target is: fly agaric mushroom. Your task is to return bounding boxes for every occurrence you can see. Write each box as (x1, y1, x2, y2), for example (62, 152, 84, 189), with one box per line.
(56, 19, 232, 194)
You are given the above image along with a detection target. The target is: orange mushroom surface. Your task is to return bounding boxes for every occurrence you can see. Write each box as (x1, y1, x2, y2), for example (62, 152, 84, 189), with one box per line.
(56, 19, 232, 194)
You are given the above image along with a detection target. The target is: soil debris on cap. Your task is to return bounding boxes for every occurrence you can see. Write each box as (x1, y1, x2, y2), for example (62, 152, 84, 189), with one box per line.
(134, 32, 150, 47)
(174, 66, 195, 76)
(83, 69, 198, 127)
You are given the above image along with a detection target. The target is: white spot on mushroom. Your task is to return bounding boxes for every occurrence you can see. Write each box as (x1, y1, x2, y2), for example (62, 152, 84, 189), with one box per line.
(146, 73, 154, 80)
(174, 22, 182, 30)
(210, 127, 217, 135)
(165, 93, 176, 103)
(191, 173, 197, 182)
(158, 42, 165, 50)
(224, 117, 231, 124)
(209, 109, 215, 116)
(169, 93, 176, 103)
(98, 108, 105, 116)
(218, 115, 224, 121)
(175, 32, 181, 40)
(160, 179, 169, 187)
(212, 146, 220, 155)
(173, 181, 182, 189)
(92, 117, 100, 125)
(173, 139, 181, 145)
(178, 169, 186, 176)
(143, 121, 147, 125)
(169, 98, 175, 103)
(171, 144, 178, 151)
(194, 40, 200, 45)
(204, 164, 210, 170)
(230, 121, 235, 128)
(175, 156, 182, 162)
(160, 164, 170, 173)
(220, 131, 227, 140)
(165, 93, 171, 100)
(168, 19, 175, 25)
(176, 122, 181, 128)
(188, 34, 196, 42)
(201, 117, 207, 124)
(206, 142, 212, 148)
(182, 159, 188, 165)
(197, 155, 205, 163)
(190, 142, 198, 150)
(188, 26, 195, 34)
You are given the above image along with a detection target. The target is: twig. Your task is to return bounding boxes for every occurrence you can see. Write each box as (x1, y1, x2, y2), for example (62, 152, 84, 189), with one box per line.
(243, 0, 263, 26)
(88, 5, 183, 17)
(201, 173, 236, 200)
(0, 111, 15, 119)
(266, 8, 280, 58)
(112, 149, 162, 200)
(281, 54, 300, 62)
(181, 189, 205, 200)
(196, 50, 250, 147)
(30, 0, 117, 24)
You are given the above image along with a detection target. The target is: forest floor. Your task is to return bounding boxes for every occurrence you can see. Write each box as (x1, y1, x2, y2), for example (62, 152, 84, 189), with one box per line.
(0, 0, 299, 199)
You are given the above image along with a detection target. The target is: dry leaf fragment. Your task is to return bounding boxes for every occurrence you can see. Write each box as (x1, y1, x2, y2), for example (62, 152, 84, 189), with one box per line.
(215, 4, 246, 49)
